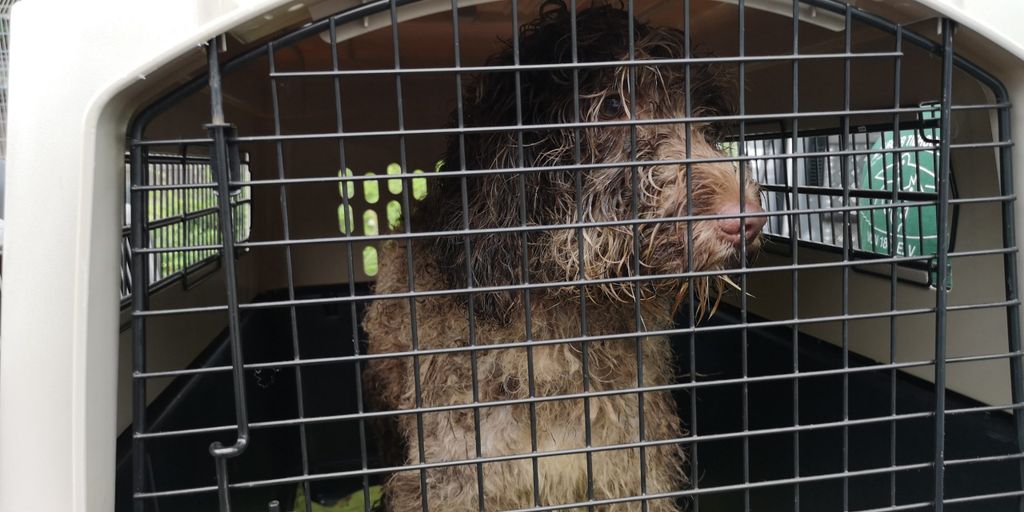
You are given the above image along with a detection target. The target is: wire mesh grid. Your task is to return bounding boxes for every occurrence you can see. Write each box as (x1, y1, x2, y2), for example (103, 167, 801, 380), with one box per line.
(120, 152, 253, 301)
(124, 0, 1022, 511)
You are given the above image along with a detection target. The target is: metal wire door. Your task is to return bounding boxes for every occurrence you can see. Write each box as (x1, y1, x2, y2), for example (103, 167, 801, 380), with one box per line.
(125, 0, 1022, 511)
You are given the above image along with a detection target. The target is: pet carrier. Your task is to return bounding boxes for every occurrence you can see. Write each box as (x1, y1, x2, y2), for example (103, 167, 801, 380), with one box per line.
(3, 0, 1024, 511)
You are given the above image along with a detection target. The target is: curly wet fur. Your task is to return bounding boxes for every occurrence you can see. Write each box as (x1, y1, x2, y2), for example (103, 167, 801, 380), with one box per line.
(363, 2, 763, 510)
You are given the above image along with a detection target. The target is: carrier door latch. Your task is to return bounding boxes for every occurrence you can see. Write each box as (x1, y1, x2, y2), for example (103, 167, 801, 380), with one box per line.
(204, 37, 251, 512)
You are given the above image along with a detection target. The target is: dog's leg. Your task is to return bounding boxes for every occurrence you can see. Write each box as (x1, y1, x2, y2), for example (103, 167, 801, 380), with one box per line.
(641, 389, 687, 512)
(383, 410, 484, 512)
(583, 338, 685, 512)
(587, 395, 685, 512)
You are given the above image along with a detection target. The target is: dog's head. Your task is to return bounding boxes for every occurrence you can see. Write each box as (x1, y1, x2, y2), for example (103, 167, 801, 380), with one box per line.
(423, 0, 766, 322)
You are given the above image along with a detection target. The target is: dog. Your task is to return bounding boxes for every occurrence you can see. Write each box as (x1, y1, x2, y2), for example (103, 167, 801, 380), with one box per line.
(362, 2, 765, 510)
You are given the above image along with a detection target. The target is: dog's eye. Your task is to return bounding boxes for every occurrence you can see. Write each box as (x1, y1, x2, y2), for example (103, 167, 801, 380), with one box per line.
(600, 96, 624, 118)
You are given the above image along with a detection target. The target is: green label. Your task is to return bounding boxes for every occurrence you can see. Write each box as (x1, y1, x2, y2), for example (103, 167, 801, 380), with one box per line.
(856, 114, 950, 288)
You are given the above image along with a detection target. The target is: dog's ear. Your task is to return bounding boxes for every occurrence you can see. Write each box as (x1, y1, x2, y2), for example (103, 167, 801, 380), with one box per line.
(421, 65, 545, 324)
(427, 149, 533, 323)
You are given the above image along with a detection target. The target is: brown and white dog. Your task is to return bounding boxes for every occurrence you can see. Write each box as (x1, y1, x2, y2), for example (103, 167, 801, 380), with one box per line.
(363, 2, 765, 510)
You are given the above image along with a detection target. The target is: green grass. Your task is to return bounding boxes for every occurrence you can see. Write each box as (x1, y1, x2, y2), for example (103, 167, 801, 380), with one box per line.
(146, 183, 250, 280)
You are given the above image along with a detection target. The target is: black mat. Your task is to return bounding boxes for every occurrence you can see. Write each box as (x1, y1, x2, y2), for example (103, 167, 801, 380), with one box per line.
(115, 286, 1023, 511)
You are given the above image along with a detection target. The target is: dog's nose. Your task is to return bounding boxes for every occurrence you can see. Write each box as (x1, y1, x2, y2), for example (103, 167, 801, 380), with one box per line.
(717, 202, 767, 246)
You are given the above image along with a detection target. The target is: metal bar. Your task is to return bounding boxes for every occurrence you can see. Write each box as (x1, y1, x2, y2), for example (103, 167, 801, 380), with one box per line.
(129, 137, 150, 512)
(568, 1, 595, 509)
(385, 3, 431, 510)
(136, 106, 1004, 146)
(446, 1, 486, 509)
(266, 40, 314, 512)
(840, 8, 853, 511)
(129, 247, 1017, 317)
(139, 154, 212, 163)
(133, 145, 983, 190)
(737, 1, 751, 509)
(943, 489, 1024, 506)
(789, 2, 802, 508)
(180, 147, 192, 282)
(143, 205, 226, 230)
(144, 443, 1024, 505)
(758, 184, 937, 201)
(145, 418, 938, 495)
(266, 51, 905, 78)
(215, 456, 231, 512)
(204, 39, 249, 512)
(143, 453, 991, 506)
(132, 124, 1011, 155)
(133, 194, 1016, 254)
(932, 18, 955, 511)
(325, 16, 376, 511)
(506, 1, 543, 506)
(683, 0, 699, 509)
(624, 1, 650, 509)
(889, 23, 904, 510)
(815, 137, 827, 244)
(134, 300, 1023, 382)
(135, 348, 1024, 440)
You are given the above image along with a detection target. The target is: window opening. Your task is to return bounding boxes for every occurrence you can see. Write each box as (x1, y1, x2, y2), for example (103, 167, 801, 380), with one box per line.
(738, 106, 951, 287)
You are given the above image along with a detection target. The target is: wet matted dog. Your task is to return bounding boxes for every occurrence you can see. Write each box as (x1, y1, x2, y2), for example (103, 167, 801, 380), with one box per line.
(364, 2, 766, 510)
